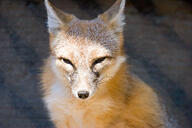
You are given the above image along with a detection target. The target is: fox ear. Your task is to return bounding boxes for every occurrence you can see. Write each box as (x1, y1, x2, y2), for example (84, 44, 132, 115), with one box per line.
(98, 0, 126, 32)
(44, 0, 76, 34)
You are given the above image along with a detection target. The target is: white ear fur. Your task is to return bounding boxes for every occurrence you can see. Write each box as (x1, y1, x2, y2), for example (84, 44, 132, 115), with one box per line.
(111, 0, 126, 32)
(98, 0, 126, 32)
(44, 0, 63, 34)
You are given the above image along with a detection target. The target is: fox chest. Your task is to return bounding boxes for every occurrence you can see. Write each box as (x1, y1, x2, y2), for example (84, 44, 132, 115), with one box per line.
(45, 95, 114, 128)
(47, 101, 112, 128)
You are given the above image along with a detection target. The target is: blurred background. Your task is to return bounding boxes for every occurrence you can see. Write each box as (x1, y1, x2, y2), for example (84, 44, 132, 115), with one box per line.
(0, 0, 192, 127)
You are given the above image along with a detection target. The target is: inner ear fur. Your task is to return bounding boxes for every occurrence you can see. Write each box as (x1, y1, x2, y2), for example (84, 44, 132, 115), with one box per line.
(98, 0, 126, 33)
(44, 0, 77, 34)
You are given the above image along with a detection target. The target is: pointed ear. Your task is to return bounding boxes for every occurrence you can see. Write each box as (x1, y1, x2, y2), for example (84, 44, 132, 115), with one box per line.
(98, 0, 126, 33)
(44, 0, 76, 34)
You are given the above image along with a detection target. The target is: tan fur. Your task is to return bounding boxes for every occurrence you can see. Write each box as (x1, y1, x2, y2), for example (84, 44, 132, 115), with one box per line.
(41, 0, 166, 128)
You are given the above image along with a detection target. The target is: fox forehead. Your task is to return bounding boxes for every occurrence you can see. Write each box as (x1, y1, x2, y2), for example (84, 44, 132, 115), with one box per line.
(53, 41, 110, 62)
(51, 19, 119, 57)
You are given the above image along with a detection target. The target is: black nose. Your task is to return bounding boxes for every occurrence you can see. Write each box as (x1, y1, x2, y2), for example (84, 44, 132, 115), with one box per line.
(78, 91, 89, 99)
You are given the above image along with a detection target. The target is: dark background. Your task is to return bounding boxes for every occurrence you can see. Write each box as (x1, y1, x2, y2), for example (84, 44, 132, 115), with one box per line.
(0, 0, 192, 127)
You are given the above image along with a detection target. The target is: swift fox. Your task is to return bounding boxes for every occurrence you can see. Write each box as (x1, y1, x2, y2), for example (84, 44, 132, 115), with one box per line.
(41, 0, 166, 127)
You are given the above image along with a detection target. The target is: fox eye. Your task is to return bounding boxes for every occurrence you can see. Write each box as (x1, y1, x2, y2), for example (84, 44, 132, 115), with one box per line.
(92, 57, 106, 66)
(91, 56, 112, 72)
(61, 58, 74, 67)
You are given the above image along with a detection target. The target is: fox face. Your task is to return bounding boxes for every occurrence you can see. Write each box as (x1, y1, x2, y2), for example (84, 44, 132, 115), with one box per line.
(45, 0, 126, 100)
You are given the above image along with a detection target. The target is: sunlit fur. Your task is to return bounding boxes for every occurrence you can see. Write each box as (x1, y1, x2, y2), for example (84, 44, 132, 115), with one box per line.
(41, 0, 166, 128)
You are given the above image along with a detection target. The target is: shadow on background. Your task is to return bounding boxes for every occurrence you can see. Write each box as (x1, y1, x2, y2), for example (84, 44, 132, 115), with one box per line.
(0, 0, 191, 128)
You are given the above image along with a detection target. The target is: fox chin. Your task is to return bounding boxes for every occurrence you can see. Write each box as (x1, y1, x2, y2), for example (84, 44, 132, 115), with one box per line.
(41, 0, 168, 128)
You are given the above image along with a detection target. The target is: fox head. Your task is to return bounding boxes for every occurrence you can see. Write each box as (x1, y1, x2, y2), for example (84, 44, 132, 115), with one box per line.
(44, 0, 126, 100)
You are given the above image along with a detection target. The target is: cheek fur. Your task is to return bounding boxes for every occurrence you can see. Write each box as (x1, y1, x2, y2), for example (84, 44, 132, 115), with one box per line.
(92, 59, 112, 74)
(98, 56, 126, 81)
(56, 59, 74, 73)
(51, 59, 73, 83)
